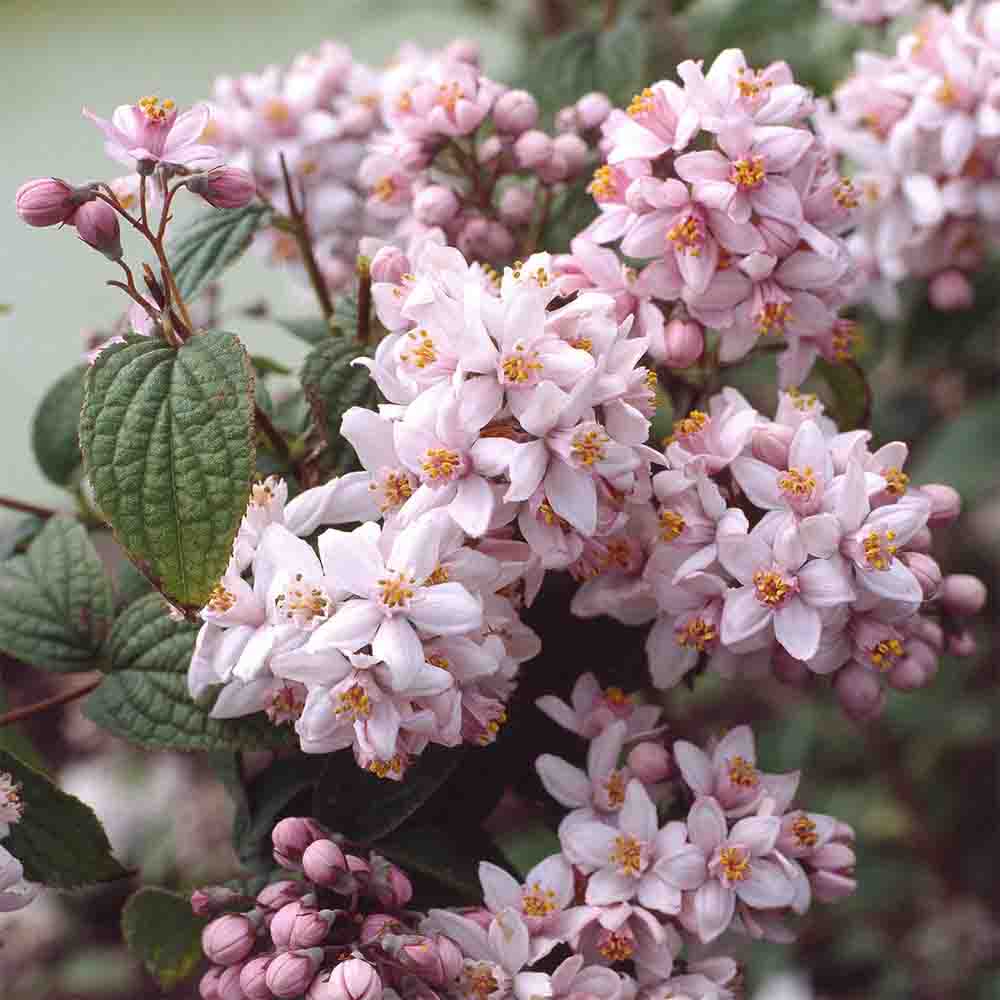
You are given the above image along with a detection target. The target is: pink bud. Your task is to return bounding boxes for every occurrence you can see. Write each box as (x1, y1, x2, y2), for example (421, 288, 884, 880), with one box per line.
(72, 199, 122, 260)
(772, 650, 811, 687)
(940, 574, 987, 617)
(202, 914, 257, 966)
(413, 185, 461, 226)
(359, 914, 404, 946)
(833, 664, 884, 721)
(911, 618, 944, 651)
(240, 956, 274, 1000)
(397, 936, 446, 984)
(457, 217, 515, 261)
(370, 246, 409, 285)
(662, 318, 704, 369)
(575, 92, 612, 130)
(920, 483, 961, 523)
(256, 880, 308, 912)
(901, 552, 941, 600)
(218, 963, 249, 1000)
(444, 39, 480, 65)
(626, 742, 672, 783)
(513, 130, 553, 169)
(189, 167, 257, 209)
(272, 817, 327, 868)
(15, 177, 89, 227)
(887, 655, 931, 691)
(270, 901, 310, 949)
(493, 90, 539, 135)
(906, 526, 933, 553)
(345, 854, 371, 879)
(751, 423, 794, 469)
(436, 934, 464, 982)
(550, 133, 589, 179)
(476, 135, 504, 165)
(373, 859, 412, 909)
(200, 967, 226, 1000)
(192, 886, 248, 917)
(397, 140, 432, 172)
(947, 629, 978, 657)
(303, 839, 348, 887)
(312, 958, 382, 1000)
(554, 107, 579, 133)
(928, 269, 973, 311)
(266, 949, 324, 999)
(461, 907, 494, 931)
(498, 185, 536, 227)
(810, 869, 857, 903)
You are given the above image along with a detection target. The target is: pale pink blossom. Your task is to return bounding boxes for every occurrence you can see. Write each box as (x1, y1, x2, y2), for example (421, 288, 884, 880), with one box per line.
(535, 672, 662, 740)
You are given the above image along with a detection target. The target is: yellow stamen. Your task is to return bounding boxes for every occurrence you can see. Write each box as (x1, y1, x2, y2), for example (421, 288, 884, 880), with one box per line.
(753, 569, 792, 607)
(421, 447, 462, 482)
(604, 770, 626, 809)
(398, 329, 437, 369)
(757, 302, 791, 335)
(869, 637, 904, 671)
(627, 87, 655, 119)
(719, 845, 751, 882)
(676, 617, 717, 652)
(727, 755, 759, 788)
(335, 683, 371, 720)
(884, 467, 909, 496)
(664, 409, 708, 446)
(667, 215, 704, 255)
(791, 813, 818, 848)
(571, 428, 609, 467)
(659, 509, 686, 542)
(778, 466, 816, 498)
(501, 345, 543, 383)
(379, 573, 415, 608)
(611, 834, 643, 875)
(730, 155, 766, 191)
(862, 529, 897, 571)
(597, 932, 634, 962)
(521, 882, 558, 917)
(588, 165, 617, 201)
(208, 584, 236, 613)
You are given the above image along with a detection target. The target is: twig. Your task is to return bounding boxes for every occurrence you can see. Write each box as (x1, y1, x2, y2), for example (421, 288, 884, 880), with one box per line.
(0, 673, 103, 727)
(356, 257, 372, 344)
(603, 0, 620, 30)
(0, 496, 59, 519)
(278, 154, 334, 320)
(255, 405, 291, 463)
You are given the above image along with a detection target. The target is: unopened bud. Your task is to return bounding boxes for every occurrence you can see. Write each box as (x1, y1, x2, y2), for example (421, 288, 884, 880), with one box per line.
(575, 92, 612, 130)
(906, 526, 933, 553)
(192, 886, 248, 918)
(272, 817, 327, 868)
(345, 854, 371, 879)
(303, 839, 348, 887)
(359, 914, 404, 947)
(810, 868, 857, 903)
(947, 629, 978, 657)
(413, 185, 460, 226)
(436, 934, 464, 981)
(493, 90, 539, 135)
(445, 39, 480, 65)
(240, 956, 274, 1000)
(554, 106, 579, 133)
(920, 483, 961, 523)
(370, 246, 409, 285)
(513, 130, 553, 169)
(200, 966, 226, 1000)
(940, 573, 987, 617)
(397, 936, 446, 984)
(626, 742, 672, 783)
(270, 901, 320, 949)
(188, 167, 257, 209)
(550, 133, 589, 179)
(256, 880, 308, 912)
(477, 135, 504, 165)
(72, 199, 122, 260)
(313, 958, 382, 1000)
(772, 650, 811, 687)
(457, 217, 515, 261)
(266, 948, 324, 999)
(202, 913, 257, 966)
(751, 423, 794, 469)
(928, 269, 973, 311)
(218, 963, 250, 1000)
(662, 318, 704, 369)
(901, 552, 942, 600)
(371, 856, 412, 909)
(15, 177, 90, 227)
(833, 663, 884, 721)
(498, 185, 536, 227)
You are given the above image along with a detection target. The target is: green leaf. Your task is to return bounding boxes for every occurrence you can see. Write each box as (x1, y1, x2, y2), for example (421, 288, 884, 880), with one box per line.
(0, 687, 46, 771)
(811, 358, 871, 431)
(32, 365, 86, 488)
(493, 822, 562, 879)
(167, 203, 271, 302)
(0, 748, 128, 888)
(539, 176, 598, 256)
(84, 593, 292, 751)
(0, 516, 113, 671)
(910, 393, 1000, 507)
(277, 316, 333, 345)
(113, 556, 154, 610)
(79, 332, 255, 612)
(122, 887, 208, 989)
(300, 337, 378, 477)
(314, 745, 466, 843)
(251, 354, 293, 377)
(376, 825, 488, 904)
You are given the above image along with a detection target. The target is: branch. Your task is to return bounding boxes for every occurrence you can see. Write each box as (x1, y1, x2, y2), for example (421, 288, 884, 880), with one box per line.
(0, 673, 103, 727)
(255, 405, 291, 464)
(0, 496, 59, 519)
(356, 256, 372, 344)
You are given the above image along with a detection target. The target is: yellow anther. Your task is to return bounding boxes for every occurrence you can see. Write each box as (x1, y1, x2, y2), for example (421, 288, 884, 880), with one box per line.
(571, 428, 609, 467)
(676, 617, 717, 652)
(730, 155, 765, 190)
(753, 569, 792, 606)
(659, 509, 686, 542)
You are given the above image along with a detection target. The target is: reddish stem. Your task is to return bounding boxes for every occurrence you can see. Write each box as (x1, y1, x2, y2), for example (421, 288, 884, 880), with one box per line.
(0, 674, 103, 727)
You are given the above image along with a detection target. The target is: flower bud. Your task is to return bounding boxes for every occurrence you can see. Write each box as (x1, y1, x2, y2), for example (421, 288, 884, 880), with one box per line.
(72, 199, 122, 260)
(256, 880, 308, 912)
(810, 868, 857, 903)
(312, 958, 382, 1000)
(413, 185, 461, 226)
(397, 936, 447, 984)
(201, 967, 226, 1000)
(548, 133, 589, 181)
(397, 140, 432, 172)
(270, 901, 313, 949)
(436, 934, 464, 982)
(920, 483, 961, 523)
(457, 217, 514, 261)
(273, 817, 327, 868)
(626, 741, 672, 783)
(772, 650, 811, 687)
(498, 185, 536, 227)
(346, 854, 372, 879)
(188, 167, 257, 209)
(575, 92, 612, 130)
(192, 886, 248, 917)
(266, 949, 324, 999)
(662, 318, 704, 369)
(372, 858, 412, 909)
(906, 526, 933, 553)
(901, 552, 942, 600)
(833, 664, 884, 721)
(445, 38, 480, 65)
(911, 618, 944, 651)
(218, 963, 249, 1000)
(751, 422, 794, 469)
(887, 654, 931, 691)
(240, 956, 274, 1000)
(947, 629, 978, 657)
(928, 269, 973, 311)
(940, 574, 987, 617)
(303, 839, 348, 887)
(493, 90, 539, 135)
(370, 246, 410, 285)
(477, 135, 504, 165)
(203, 913, 257, 966)
(554, 107, 579, 133)
(359, 914, 404, 946)
(513, 130, 553, 169)
(15, 177, 89, 227)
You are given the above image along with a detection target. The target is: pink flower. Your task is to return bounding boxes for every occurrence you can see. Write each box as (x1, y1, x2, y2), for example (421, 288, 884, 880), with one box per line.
(83, 98, 219, 169)
(0, 844, 35, 913)
(535, 672, 662, 740)
(0, 772, 23, 837)
(605, 80, 699, 163)
(512, 955, 622, 1000)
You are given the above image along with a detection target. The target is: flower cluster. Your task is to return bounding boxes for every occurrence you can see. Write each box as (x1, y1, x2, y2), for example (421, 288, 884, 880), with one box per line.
(0, 771, 35, 913)
(825, 0, 915, 24)
(815, 1, 1000, 314)
(360, 46, 608, 267)
(562, 49, 860, 387)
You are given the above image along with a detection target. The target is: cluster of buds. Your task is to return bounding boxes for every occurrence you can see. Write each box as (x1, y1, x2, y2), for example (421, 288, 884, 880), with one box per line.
(197, 816, 432, 999)
(361, 46, 608, 266)
(825, 0, 915, 24)
(816, 1, 1000, 314)
(563, 49, 859, 387)
(0, 771, 35, 913)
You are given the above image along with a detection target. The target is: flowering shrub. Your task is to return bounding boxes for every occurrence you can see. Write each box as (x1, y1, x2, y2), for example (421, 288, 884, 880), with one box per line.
(3, 2, 994, 997)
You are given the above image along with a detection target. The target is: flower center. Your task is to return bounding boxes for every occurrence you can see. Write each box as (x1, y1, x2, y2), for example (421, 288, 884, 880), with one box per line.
(883, 467, 909, 496)
(373, 176, 396, 202)
(275, 574, 331, 624)
(421, 447, 463, 483)
(571, 428, 609, 467)
(399, 329, 437, 369)
(138, 95, 175, 122)
(611, 834, 644, 876)
(736, 67, 774, 100)
(936, 77, 957, 106)
(597, 929, 634, 962)
(251, 479, 276, 505)
(792, 813, 818, 848)
(378, 572, 415, 609)
(0, 773, 23, 822)
(510, 260, 551, 287)
(626, 87, 655, 119)
(604, 685, 630, 708)
(427, 653, 451, 670)
(676, 616, 718, 651)
(267, 684, 305, 725)
(834, 177, 859, 210)
(862, 529, 897, 571)
(538, 499, 569, 529)
(425, 565, 450, 586)
(463, 963, 500, 1000)
(667, 215, 704, 255)
(437, 81, 464, 113)
(727, 755, 760, 788)
(207, 584, 236, 613)
(658, 508, 686, 541)
(588, 165, 617, 201)
(521, 882, 558, 917)
(831, 320, 861, 361)
(869, 637, 904, 671)
(335, 683, 371, 720)
(718, 845, 751, 883)
(731, 155, 766, 191)
(665, 409, 709, 446)
(569, 335, 593, 353)
(262, 98, 291, 124)
(786, 386, 818, 412)
(753, 569, 794, 607)
(778, 466, 816, 500)
(369, 470, 415, 512)
(368, 754, 406, 779)
(603, 539, 634, 570)
(604, 770, 627, 809)
(501, 346, 543, 383)
(757, 301, 791, 335)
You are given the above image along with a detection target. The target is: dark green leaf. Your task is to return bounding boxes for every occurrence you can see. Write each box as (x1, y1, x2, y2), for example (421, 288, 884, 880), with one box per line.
(812, 358, 871, 431)
(84, 593, 292, 750)
(539, 176, 598, 256)
(376, 825, 489, 904)
(167, 203, 271, 302)
(300, 337, 378, 477)
(122, 887, 208, 989)
(314, 745, 466, 843)
(277, 316, 333, 345)
(0, 687, 46, 771)
(493, 822, 562, 878)
(113, 556, 154, 610)
(79, 332, 255, 612)
(32, 365, 86, 488)
(251, 355, 293, 377)
(1, 748, 128, 888)
(0, 516, 113, 671)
